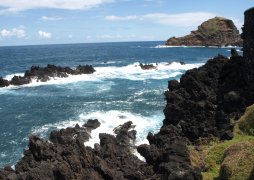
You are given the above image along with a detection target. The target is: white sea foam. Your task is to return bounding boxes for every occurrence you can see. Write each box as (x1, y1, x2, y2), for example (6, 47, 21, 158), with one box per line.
(80, 110, 163, 147)
(227, 49, 242, 52)
(5, 73, 24, 81)
(99, 61, 117, 65)
(153, 45, 242, 49)
(31, 110, 163, 147)
(1, 62, 203, 89)
(153, 45, 210, 48)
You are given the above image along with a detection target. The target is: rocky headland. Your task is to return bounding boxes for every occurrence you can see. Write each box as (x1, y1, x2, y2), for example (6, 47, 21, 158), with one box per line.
(165, 17, 242, 47)
(0, 64, 95, 87)
(1, 8, 254, 180)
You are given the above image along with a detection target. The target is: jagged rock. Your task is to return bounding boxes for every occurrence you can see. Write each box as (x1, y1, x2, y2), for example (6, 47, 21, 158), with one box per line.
(0, 121, 152, 180)
(24, 64, 95, 80)
(9, 75, 31, 86)
(139, 63, 157, 70)
(0, 64, 96, 88)
(113, 121, 136, 145)
(83, 119, 101, 131)
(166, 17, 242, 47)
(138, 125, 201, 180)
(0, 77, 9, 87)
(75, 65, 96, 74)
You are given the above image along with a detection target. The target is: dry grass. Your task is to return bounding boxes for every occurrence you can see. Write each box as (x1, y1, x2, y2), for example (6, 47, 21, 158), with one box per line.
(190, 104, 254, 179)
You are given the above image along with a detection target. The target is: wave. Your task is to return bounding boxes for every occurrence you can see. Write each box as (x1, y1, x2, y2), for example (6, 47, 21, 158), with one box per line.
(152, 45, 242, 49)
(31, 110, 163, 147)
(227, 49, 243, 52)
(1, 62, 203, 89)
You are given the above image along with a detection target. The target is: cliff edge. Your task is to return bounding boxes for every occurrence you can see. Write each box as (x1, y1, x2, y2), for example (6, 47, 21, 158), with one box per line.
(166, 17, 242, 47)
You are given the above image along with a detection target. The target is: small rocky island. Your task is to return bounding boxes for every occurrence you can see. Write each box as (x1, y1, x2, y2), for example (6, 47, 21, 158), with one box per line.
(0, 64, 95, 87)
(165, 17, 242, 47)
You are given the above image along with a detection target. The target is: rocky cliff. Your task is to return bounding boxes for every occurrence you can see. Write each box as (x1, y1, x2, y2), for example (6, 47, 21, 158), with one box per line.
(166, 17, 242, 47)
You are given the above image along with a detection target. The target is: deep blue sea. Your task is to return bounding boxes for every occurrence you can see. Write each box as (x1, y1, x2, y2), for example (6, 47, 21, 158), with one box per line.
(0, 41, 239, 167)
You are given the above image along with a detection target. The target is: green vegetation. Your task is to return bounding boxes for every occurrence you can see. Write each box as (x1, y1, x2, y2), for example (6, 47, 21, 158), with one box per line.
(238, 104, 254, 135)
(189, 104, 254, 180)
(201, 135, 254, 179)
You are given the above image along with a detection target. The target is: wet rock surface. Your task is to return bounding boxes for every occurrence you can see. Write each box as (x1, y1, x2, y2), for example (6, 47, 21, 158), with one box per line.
(139, 63, 157, 70)
(0, 64, 95, 87)
(0, 121, 153, 180)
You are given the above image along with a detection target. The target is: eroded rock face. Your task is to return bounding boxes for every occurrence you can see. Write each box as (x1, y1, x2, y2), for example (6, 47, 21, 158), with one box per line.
(0, 121, 154, 180)
(0, 64, 95, 87)
(166, 17, 242, 47)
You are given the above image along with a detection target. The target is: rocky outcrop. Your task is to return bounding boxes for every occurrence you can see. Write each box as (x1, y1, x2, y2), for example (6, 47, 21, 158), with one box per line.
(0, 121, 155, 180)
(166, 17, 242, 47)
(139, 63, 157, 70)
(0, 78, 9, 87)
(0, 64, 95, 87)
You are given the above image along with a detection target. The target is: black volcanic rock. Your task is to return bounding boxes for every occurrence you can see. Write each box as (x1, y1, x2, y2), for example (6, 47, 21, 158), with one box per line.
(166, 17, 242, 47)
(139, 63, 157, 70)
(0, 77, 9, 87)
(24, 64, 95, 80)
(9, 75, 31, 86)
(83, 119, 101, 131)
(0, 121, 153, 180)
(0, 64, 96, 88)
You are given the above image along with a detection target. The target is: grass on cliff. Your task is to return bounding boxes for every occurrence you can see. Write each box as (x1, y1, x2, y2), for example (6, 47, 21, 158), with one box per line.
(189, 104, 254, 180)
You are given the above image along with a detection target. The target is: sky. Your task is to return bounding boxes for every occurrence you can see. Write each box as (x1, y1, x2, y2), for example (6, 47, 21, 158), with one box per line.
(0, 0, 253, 46)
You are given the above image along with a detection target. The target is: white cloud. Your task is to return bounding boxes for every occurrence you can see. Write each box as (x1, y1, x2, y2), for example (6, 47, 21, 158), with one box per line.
(68, 34, 73, 38)
(0, 26, 26, 38)
(38, 30, 52, 39)
(41, 16, 62, 21)
(97, 34, 123, 39)
(0, 0, 114, 14)
(143, 12, 216, 26)
(96, 34, 137, 40)
(105, 12, 217, 27)
(105, 15, 138, 21)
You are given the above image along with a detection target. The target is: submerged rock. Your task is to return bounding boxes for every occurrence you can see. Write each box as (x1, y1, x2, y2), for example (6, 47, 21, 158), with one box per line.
(166, 17, 242, 47)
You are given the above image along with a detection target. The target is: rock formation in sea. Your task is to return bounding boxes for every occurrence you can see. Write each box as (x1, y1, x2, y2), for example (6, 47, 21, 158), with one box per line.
(139, 63, 157, 70)
(165, 17, 242, 47)
(1, 8, 254, 180)
(0, 64, 95, 87)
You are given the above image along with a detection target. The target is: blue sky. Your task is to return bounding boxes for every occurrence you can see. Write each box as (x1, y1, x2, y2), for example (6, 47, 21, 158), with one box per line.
(0, 0, 253, 46)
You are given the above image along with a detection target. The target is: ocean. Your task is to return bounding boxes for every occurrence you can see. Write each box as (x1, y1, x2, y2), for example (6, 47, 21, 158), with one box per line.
(0, 41, 238, 167)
